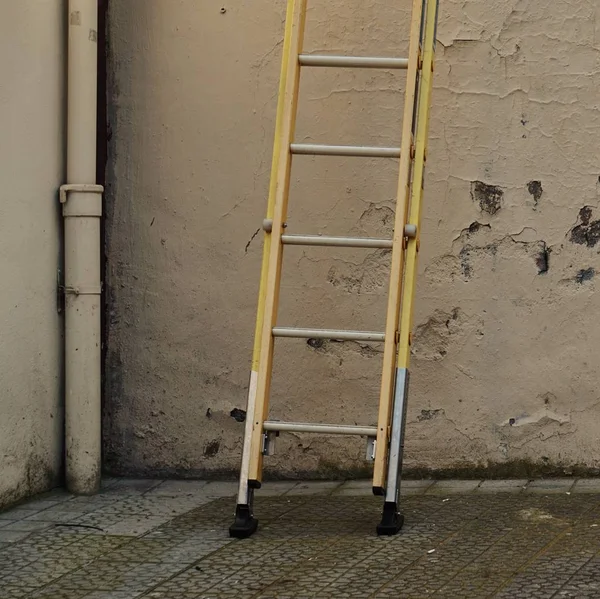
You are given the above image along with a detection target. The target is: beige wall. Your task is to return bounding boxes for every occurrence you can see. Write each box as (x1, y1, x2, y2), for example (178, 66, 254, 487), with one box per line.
(0, 2, 65, 507)
(106, 0, 600, 479)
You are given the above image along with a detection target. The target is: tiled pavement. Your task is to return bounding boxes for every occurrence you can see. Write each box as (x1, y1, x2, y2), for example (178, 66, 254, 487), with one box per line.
(2, 478, 600, 597)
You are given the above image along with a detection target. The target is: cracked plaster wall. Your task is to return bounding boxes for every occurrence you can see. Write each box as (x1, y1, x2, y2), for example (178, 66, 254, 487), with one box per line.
(0, 2, 64, 508)
(105, 0, 600, 478)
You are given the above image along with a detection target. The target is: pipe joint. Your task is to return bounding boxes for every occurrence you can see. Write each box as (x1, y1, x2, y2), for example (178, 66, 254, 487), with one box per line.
(60, 183, 103, 217)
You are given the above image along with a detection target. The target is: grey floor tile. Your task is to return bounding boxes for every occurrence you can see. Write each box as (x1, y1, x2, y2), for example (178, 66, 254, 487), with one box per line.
(102, 479, 164, 495)
(202, 481, 239, 497)
(476, 479, 529, 493)
(1, 520, 53, 532)
(400, 480, 436, 495)
(147, 480, 209, 496)
(335, 481, 372, 496)
(0, 530, 32, 543)
(17, 499, 65, 511)
(572, 479, 600, 493)
(255, 482, 300, 496)
(0, 508, 37, 521)
(283, 481, 344, 495)
(25, 509, 85, 523)
(3, 478, 600, 599)
(526, 478, 576, 493)
(425, 480, 483, 494)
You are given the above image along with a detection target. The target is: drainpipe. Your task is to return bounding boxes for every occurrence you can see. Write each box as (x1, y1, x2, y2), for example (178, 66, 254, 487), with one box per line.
(60, 0, 102, 494)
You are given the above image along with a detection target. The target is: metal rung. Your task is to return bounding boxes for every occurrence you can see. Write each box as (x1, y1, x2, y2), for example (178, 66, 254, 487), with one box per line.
(263, 421, 378, 436)
(290, 144, 400, 158)
(272, 327, 385, 342)
(299, 55, 409, 69)
(281, 234, 393, 249)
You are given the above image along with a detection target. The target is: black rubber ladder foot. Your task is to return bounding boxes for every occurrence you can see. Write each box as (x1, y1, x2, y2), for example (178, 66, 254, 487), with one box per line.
(229, 504, 259, 539)
(376, 501, 404, 536)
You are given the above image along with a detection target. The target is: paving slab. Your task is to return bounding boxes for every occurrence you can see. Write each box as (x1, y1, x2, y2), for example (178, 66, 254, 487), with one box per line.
(572, 479, 600, 493)
(202, 481, 239, 497)
(526, 478, 577, 493)
(101, 479, 163, 495)
(1, 477, 600, 598)
(477, 479, 529, 493)
(255, 482, 300, 496)
(425, 479, 483, 494)
(400, 479, 436, 495)
(0, 508, 39, 521)
(0, 530, 33, 543)
(334, 480, 372, 496)
(145, 480, 209, 496)
(283, 481, 344, 495)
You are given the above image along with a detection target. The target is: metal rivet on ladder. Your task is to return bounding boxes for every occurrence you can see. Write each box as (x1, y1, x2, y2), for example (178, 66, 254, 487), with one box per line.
(262, 219, 273, 233)
(404, 224, 417, 238)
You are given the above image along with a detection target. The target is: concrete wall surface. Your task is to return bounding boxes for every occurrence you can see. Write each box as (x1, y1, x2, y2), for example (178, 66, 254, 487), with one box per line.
(105, 0, 600, 479)
(0, 2, 65, 507)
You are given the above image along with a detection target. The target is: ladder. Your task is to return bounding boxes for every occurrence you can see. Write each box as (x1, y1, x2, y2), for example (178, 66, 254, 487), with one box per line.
(230, 0, 439, 538)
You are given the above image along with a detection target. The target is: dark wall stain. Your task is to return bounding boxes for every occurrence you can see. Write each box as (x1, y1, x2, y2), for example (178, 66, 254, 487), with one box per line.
(307, 338, 325, 349)
(536, 243, 550, 274)
(203, 440, 220, 458)
(230, 408, 246, 423)
(575, 267, 595, 284)
(471, 181, 503, 215)
(527, 181, 543, 208)
(570, 207, 600, 247)
(459, 243, 498, 279)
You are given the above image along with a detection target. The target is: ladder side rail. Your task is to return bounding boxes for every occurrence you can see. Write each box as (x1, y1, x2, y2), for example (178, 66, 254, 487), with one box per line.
(247, 0, 309, 487)
(234, 0, 298, 512)
(377, 0, 439, 536)
(372, 0, 427, 494)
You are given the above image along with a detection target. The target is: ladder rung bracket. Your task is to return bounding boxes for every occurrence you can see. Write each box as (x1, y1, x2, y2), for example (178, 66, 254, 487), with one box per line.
(299, 55, 409, 69)
(290, 144, 400, 158)
(281, 234, 393, 249)
(272, 327, 385, 342)
(263, 421, 377, 436)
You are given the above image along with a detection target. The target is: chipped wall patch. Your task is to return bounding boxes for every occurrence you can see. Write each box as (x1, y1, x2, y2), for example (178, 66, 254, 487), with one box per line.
(535, 244, 550, 274)
(203, 440, 220, 457)
(471, 181, 504, 215)
(527, 181, 543, 208)
(230, 408, 246, 422)
(501, 409, 570, 428)
(570, 207, 600, 248)
(575, 268, 595, 284)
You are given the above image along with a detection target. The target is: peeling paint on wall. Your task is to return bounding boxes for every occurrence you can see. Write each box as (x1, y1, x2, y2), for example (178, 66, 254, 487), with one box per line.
(105, 0, 600, 479)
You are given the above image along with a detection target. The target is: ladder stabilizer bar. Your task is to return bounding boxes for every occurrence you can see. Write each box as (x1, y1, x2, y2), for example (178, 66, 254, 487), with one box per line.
(273, 327, 385, 342)
(264, 421, 377, 436)
(299, 55, 409, 69)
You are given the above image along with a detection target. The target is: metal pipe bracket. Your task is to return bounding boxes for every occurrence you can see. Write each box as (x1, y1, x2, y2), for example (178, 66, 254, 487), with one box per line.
(59, 183, 103, 217)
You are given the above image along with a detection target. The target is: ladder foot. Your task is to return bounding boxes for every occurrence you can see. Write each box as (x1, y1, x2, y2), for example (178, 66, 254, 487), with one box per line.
(376, 501, 404, 536)
(229, 504, 259, 539)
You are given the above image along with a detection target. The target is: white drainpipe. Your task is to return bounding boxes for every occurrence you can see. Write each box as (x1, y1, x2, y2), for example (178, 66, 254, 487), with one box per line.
(60, 0, 102, 494)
